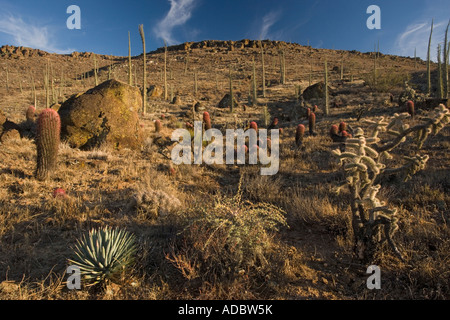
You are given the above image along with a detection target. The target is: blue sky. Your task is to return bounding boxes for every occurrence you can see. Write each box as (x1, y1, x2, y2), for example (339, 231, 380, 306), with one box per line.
(0, 0, 449, 61)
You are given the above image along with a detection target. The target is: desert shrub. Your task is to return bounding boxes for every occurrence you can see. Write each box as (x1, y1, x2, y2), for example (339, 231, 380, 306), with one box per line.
(363, 67, 410, 93)
(133, 187, 182, 218)
(167, 175, 287, 282)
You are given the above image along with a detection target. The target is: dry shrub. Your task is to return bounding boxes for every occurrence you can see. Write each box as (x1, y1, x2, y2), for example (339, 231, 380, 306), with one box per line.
(167, 175, 287, 284)
(130, 168, 184, 219)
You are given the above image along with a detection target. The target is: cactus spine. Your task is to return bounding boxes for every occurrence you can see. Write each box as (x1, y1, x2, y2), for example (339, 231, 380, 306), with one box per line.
(36, 109, 60, 181)
(139, 24, 147, 114)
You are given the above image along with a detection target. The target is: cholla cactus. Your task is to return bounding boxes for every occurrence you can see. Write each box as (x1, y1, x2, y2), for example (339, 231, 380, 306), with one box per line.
(332, 104, 449, 262)
(35, 109, 60, 181)
(68, 226, 137, 286)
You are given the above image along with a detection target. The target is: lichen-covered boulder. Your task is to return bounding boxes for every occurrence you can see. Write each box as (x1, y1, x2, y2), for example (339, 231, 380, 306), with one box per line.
(303, 82, 330, 100)
(58, 79, 143, 150)
(217, 93, 239, 109)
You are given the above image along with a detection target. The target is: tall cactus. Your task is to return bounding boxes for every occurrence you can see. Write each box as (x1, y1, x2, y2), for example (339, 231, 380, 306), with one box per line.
(164, 40, 168, 101)
(229, 66, 234, 113)
(35, 109, 60, 181)
(427, 19, 434, 96)
(93, 54, 99, 86)
(252, 56, 257, 106)
(139, 24, 147, 114)
(324, 60, 329, 115)
(5, 62, 9, 92)
(444, 20, 449, 99)
(260, 40, 266, 98)
(437, 44, 443, 99)
(128, 31, 132, 86)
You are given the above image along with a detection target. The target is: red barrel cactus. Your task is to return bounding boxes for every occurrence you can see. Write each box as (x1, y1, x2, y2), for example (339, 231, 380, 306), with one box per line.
(308, 112, 316, 135)
(155, 119, 162, 133)
(296, 124, 305, 146)
(35, 108, 60, 181)
(406, 100, 415, 118)
(203, 111, 211, 130)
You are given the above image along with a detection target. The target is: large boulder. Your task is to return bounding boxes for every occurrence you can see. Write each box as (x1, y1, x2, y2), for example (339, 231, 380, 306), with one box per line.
(303, 82, 330, 100)
(0, 109, 6, 128)
(58, 79, 143, 150)
(0, 109, 22, 143)
(147, 85, 164, 98)
(217, 93, 239, 109)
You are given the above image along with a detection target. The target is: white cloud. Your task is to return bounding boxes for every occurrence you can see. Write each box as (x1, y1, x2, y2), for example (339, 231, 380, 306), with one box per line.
(0, 14, 74, 54)
(394, 19, 449, 62)
(153, 0, 197, 45)
(259, 11, 282, 40)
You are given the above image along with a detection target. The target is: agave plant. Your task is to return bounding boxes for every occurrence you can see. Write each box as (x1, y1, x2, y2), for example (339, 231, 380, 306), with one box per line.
(68, 226, 137, 286)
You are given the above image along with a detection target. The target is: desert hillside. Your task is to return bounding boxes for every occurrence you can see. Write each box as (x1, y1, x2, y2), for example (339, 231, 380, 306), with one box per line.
(0, 39, 449, 300)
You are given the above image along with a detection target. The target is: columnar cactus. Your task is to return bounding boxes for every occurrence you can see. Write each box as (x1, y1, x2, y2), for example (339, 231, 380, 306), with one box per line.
(338, 121, 346, 133)
(295, 124, 305, 146)
(250, 121, 258, 132)
(308, 112, 316, 136)
(35, 108, 60, 181)
(203, 111, 211, 131)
